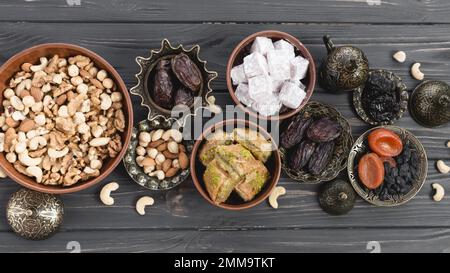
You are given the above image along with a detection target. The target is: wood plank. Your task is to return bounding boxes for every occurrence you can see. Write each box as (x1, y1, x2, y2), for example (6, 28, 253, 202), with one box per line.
(0, 0, 450, 24)
(1, 228, 450, 253)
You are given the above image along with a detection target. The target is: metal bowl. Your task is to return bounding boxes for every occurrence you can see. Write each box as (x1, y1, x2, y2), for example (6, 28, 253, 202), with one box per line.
(123, 118, 193, 191)
(347, 126, 427, 206)
(280, 101, 353, 184)
(130, 39, 217, 120)
(353, 69, 408, 126)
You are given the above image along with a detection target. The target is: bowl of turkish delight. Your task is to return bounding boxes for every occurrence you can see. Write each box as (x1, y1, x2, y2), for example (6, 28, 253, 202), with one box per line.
(190, 119, 281, 210)
(226, 30, 316, 120)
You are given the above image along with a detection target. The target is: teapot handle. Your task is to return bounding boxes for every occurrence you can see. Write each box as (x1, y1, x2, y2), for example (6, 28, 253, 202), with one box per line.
(323, 35, 335, 53)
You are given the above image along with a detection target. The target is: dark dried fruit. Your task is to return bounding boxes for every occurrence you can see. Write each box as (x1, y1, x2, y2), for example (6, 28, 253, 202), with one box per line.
(172, 53, 202, 92)
(281, 116, 312, 149)
(290, 140, 316, 170)
(308, 141, 334, 175)
(174, 86, 194, 106)
(153, 59, 174, 109)
(307, 118, 341, 143)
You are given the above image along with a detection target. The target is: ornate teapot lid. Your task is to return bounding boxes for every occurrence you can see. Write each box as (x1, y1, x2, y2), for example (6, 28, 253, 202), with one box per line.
(7, 188, 64, 240)
(319, 35, 369, 92)
(410, 80, 450, 127)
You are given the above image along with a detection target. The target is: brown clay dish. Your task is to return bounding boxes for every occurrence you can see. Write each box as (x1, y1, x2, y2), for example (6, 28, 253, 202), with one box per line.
(0, 43, 133, 194)
(190, 119, 281, 210)
(226, 30, 316, 121)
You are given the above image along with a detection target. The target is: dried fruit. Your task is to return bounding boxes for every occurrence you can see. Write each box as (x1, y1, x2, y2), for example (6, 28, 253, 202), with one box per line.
(368, 128, 403, 157)
(172, 53, 202, 92)
(306, 118, 341, 143)
(358, 153, 385, 190)
(308, 141, 334, 175)
(289, 140, 316, 170)
(174, 86, 194, 106)
(153, 59, 174, 109)
(379, 156, 397, 168)
(280, 116, 312, 149)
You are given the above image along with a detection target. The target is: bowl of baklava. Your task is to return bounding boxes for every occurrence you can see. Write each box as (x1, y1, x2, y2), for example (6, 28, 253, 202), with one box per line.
(190, 119, 281, 210)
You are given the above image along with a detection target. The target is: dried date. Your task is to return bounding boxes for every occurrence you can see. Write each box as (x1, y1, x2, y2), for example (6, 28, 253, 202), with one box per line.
(172, 53, 202, 92)
(174, 86, 194, 106)
(153, 59, 174, 109)
(308, 141, 334, 175)
(306, 118, 341, 143)
(290, 140, 316, 170)
(281, 116, 312, 149)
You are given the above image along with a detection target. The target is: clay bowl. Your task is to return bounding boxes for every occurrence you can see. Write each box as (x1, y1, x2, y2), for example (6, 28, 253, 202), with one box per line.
(226, 30, 316, 121)
(190, 119, 281, 210)
(347, 126, 427, 207)
(0, 43, 133, 194)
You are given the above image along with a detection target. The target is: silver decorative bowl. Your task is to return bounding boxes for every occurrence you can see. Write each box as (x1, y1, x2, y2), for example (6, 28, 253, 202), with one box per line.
(130, 39, 218, 120)
(123, 119, 193, 190)
(347, 126, 427, 206)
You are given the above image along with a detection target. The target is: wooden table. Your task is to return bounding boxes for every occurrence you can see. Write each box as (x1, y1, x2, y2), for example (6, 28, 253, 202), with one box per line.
(1, 0, 450, 253)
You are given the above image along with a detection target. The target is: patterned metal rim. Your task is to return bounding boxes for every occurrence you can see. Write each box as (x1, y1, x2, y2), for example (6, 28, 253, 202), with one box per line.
(347, 125, 428, 207)
(122, 119, 193, 191)
(353, 69, 409, 126)
(130, 39, 218, 127)
(280, 101, 354, 184)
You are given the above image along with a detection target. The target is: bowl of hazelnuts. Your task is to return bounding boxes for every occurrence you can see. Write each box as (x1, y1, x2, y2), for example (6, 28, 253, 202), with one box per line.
(0, 43, 133, 194)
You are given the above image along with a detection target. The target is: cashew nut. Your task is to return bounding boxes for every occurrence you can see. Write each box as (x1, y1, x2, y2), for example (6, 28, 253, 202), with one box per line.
(29, 136, 47, 150)
(162, 129, 183, 143)
(432, 183, 445, 202)
(30, 57, 48, 72)
(89, 137, 110, 147)
(151, 129, 164, 142)
(149, 170, 165, 180)
(26, 166, 43, 183)
(138, 132, 151, 143)
(393, 51, 406, 63)
(446, 140, 450, 148)
(436, 160, 450, 174)
(48, 147, 69, 159)
(136, 196, 155, 215)
(167, 141, 179, 154)
(18, 151, 42, 167)
(100, 182, 119, 206)
(100, 93, 112, 111)
(411, 63, 424, 80)
(268, 186, 286, 209)
(0, 166, 6, 178)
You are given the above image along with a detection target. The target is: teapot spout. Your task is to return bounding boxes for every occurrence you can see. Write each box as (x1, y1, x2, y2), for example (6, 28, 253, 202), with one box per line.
(323, 35, 335, 53)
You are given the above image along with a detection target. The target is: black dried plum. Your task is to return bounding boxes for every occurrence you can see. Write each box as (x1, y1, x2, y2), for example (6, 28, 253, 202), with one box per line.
(281, 116, 312, 149)
(306, 118, 341, 143)
(289, 140, 316, 170)
(174, 86, 194, 106)
(153, 59, 174, 109)
(308, 141, 334, 175)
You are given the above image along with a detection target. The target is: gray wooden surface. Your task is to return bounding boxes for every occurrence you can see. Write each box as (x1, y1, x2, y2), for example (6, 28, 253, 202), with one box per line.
(1, 0, 450, 253)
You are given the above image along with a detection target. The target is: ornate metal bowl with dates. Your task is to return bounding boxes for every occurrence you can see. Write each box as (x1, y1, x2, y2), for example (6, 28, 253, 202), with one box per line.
(123, 118, 193, 190)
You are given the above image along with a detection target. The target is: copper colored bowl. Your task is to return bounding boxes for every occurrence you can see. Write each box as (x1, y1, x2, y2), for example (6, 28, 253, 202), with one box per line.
(0, 43, 133, 194)
(226, 30, 316, 121)
(190, 119, 281, 210)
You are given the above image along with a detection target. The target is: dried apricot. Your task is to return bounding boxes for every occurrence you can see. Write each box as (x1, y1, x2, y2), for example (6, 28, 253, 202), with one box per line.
(358, 153, 385, 190)
(368, 128, 403, 157)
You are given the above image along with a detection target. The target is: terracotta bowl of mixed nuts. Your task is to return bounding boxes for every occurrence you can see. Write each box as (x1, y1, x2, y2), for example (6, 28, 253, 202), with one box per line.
(0, 43, 133, 194)
(190, 119, 281, 210)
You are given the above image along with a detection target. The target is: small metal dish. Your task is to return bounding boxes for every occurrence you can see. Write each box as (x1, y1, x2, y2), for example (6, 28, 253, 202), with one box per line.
(130, 39, 218, 120)
(123, 118, 193, 190)
(280, 101, 353, 184)
(353, 69, 408, 126)
(347, 126, 427, 207)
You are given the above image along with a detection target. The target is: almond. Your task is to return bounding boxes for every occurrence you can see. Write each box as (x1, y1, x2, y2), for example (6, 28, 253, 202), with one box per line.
(19, 90, 30, 99)
(156, 142, 168, 152)
(162, 159, 172, 172)
(165, 167, 179, 178)
(178, 152, 189, 170)
(30, 87, 44, 102)
(163, 150, 178, 159)
(55, 94, 67, 105)
(149, 139, 164, 148)
(178, 144, 186, 153)
(5, 117, 19, 128)
(19, 119, 35, 132)
(142, 157, 155, 167)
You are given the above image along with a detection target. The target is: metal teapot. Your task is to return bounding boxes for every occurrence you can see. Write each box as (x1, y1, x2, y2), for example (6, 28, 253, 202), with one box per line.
(319, 35, 369, 92)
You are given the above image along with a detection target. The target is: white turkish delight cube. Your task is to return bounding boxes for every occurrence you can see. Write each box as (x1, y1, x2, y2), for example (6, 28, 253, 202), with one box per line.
(279, 81, 306, 109)
(272, 79, 285, 93)
(230, 64, 247, 85)
(267, 50, 291, 81)
(290, 55, 309, 81)
(252, 93, 282, 116)
(273, 39, 295, 60)
(250, 37, 274, 57)
(235, 83, 253, 107)
(248, 75, 273, 101)
(243, 52, 269, 78)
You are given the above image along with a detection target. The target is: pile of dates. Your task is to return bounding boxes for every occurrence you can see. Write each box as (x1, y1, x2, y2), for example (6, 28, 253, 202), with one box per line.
(152, 53, 202, 109)
(281, 115, 342, 175)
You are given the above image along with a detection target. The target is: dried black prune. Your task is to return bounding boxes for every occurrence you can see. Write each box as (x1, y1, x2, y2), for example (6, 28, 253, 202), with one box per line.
(280, 116, 312, 149)
(172, 53, 202, 92)
(153, 59, 174, 109)
(308, 141, 334, 175)
(290, 140, 316, 170)
(306, 118, 341, 143)
(174, 86, 194, 106)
